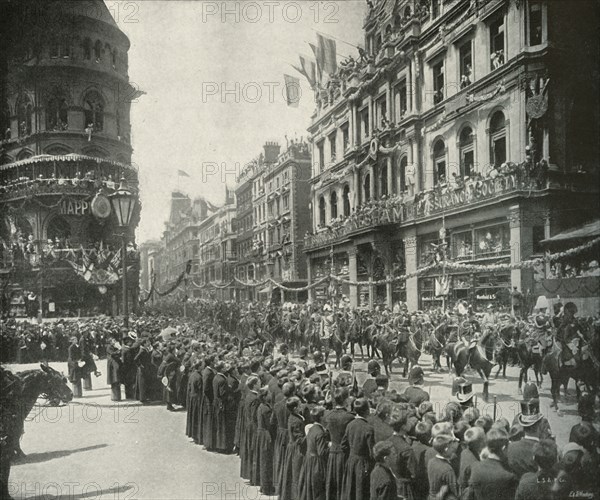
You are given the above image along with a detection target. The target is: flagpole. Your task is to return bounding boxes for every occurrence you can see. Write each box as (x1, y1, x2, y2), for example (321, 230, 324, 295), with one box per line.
(311, 30, 363, 50)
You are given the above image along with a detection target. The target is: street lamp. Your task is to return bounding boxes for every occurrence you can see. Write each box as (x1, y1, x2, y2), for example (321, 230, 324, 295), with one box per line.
(110, 177, 136, 327)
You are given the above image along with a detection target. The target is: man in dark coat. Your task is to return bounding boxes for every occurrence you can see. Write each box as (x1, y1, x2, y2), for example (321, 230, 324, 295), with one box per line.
(212, 360, 230, 453)
(341, 398, 375, 500)
(324, 387, 354, 500)
(459, 426, 485, 494)
(185, 360, 202, 443)
(159, 346, 179, 411)
(361, 360, 380, 400)
(134, 339, 153, 403)
(464, 428, 518, 500)
(201, 354, 216, 451)
(224, 362, 240, 453)
(67, 336, 83, 397)
(120, 333, 138, 399)
(506, 400, 544, 479)
(403, 365, 430, 406)
(106, 338, 122, 401)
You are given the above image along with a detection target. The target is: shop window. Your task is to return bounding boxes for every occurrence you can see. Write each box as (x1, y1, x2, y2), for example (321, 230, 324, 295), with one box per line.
(474, 224, 510, 257)
(94, 40, 102, 61)
(528, 1, 543, 46)
(489, 111, 506, 167)
(452, 230, 473, 260)
(433, 139, 446, 185)
(343, 184, 351, 216)
(459, 127, 474, 178)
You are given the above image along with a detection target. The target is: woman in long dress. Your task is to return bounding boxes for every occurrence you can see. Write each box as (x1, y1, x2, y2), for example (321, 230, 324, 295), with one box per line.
(278, 396, 306, 500)
(299, 405, 330, 500)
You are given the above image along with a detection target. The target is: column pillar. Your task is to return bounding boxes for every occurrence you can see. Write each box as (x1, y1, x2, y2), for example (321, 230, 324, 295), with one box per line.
(307, 256, 314, 302)
(349, 102, 356, 148)
(348, 248, 358, 308)
(387, 156, 393, 195)
(369, 163, 375, 200)
(404, 230, 418, 311)
(353, 167, 360, 207)
(509, 204, 534, 304)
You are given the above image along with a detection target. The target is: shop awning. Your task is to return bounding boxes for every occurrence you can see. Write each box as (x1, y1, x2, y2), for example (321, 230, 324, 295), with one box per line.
(542, 219, 600, 243)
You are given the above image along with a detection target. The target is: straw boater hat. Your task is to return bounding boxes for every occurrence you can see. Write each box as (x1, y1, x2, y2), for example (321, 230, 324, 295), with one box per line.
(518, 382, 543, 427)
(452, 377, 474, 403)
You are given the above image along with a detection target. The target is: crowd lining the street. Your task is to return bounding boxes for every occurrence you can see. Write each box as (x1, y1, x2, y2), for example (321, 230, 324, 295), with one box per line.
(2, 298, 599, 500)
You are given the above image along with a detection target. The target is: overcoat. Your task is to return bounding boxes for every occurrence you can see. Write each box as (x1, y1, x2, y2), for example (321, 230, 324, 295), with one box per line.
(323, 407, 354, 500)
(278, 412, 307, 500)
(341, 417, 375, 500)
(212, 371, 229, 451)
(299, 422, 329, 500)
(253, 401, 276, 495)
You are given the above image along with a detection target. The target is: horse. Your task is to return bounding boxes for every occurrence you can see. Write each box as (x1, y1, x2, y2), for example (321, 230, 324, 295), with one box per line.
(427, 321, 453, 372)
(372, 326, 397, 376)
(516, 332, 549, 393)
(445, 340, 495, 401)
(494, 324, 519, 379)
(347, 314, 370, 360)
(1, 364, 73, 499)
(542, 321, 600, 412)
(397, 328, 423, 378)
(329, 317, 349, 369)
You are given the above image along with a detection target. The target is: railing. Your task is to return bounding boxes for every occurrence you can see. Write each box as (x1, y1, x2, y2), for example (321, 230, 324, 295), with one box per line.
(304, 170, 598, 251)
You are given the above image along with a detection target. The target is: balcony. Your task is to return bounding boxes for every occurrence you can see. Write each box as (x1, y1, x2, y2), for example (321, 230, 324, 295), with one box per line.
(304, 168, 598, 251)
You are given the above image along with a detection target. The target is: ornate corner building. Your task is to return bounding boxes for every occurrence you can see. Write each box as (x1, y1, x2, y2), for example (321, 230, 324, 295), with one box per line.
(0, 0, 141, 318)
(304, 0, 599, 311)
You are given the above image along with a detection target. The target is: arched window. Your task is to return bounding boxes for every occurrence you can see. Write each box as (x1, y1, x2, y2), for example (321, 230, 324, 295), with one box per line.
(433, 139, 446, 185)
(400, 156, 408, 192)
(16, 149, 33, 161)
(82, 38, 92, 60)
(391, 156, 398, 195)
(459, 126, 474, 178)
(404, 6, 411, 18)
(394, 14, 402, 27)
(46, 96, 68, 131)
(61, 36, 71, 58)
(489, 111, 506, 167)
(330, 191, 338, 219)
(318, 196, 326, 226)
(343, 184, 351, 216)
(94, 40, 102, 61)
(47, 217, 71, 241)
(83, 91, 104, 131)
(112, 49, 118, 69)
(380, 162, 388, 196)
(364, 173, 371, 201)
(16, 95, 33, 137)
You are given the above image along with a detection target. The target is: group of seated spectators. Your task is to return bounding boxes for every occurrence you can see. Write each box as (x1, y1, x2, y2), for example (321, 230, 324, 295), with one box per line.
(0, 170, 124, 194)
(547, 260, 600, 279)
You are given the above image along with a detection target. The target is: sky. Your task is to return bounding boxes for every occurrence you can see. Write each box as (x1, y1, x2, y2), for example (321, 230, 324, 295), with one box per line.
(111, 0, 367, 243)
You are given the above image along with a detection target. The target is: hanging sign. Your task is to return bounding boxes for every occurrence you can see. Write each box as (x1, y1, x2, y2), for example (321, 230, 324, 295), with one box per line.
(91, 193, 112, 219)
(60, 199, 90, 216)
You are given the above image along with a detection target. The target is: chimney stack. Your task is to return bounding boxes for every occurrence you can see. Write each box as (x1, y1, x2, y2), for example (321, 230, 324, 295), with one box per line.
(263, 141, 281, 164)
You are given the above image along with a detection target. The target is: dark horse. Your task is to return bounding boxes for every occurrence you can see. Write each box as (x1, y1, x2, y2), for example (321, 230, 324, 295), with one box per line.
(397, 328, 423, 378)
(428, 321, 455, 372)
(494, 325, 519, 379)
(445, 340, 495, 401)
(347, 314, 373, 360)
(1, 364, 73, 499)
(542, 321, 600, 412)
(516, 334, 550, 393)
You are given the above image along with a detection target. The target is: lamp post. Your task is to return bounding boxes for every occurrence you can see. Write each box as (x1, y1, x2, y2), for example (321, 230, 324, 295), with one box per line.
(110, 178, 136, 327)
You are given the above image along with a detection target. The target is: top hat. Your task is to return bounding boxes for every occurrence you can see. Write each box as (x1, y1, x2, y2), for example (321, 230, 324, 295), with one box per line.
(518, 399, 543, 426)
(452, 377, 473, 403)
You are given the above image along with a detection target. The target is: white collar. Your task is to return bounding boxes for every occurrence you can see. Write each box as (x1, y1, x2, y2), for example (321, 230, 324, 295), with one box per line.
(523, 436, 540, 442)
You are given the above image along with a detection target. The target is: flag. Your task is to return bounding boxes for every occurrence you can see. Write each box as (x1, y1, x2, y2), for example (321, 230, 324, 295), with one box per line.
(317, 33, 337, 79)
(177, 170, 190, 177)
(283, 74, 301, 108)
(435, 276, 450, 297)
(299, 54, 316, 87)
(309, 42, 322, 83)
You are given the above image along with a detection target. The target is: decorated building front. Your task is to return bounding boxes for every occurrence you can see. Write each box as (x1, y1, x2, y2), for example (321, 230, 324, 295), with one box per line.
(304, 0, 599, 311)
(0, 1, 141, 318)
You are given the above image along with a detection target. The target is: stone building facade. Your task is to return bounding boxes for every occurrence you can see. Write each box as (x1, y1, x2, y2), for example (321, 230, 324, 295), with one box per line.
(304, 0, 598, 311)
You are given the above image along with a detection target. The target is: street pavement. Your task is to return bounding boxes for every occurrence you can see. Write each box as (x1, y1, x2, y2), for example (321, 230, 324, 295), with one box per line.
(6, 353, 581, 499)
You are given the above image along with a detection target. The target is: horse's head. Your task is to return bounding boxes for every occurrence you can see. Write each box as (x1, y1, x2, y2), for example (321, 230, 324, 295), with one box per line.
(38, 364, 73, 404)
